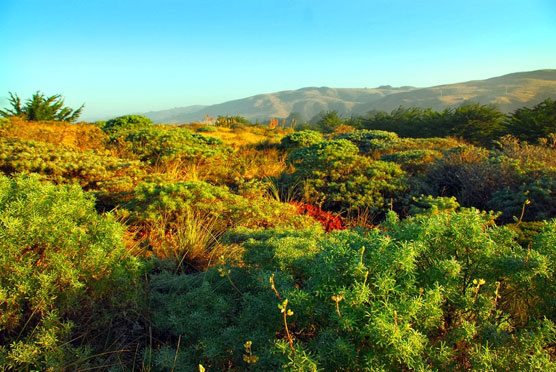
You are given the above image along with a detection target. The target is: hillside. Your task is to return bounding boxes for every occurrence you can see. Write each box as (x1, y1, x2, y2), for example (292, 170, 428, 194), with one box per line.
(144, 86, 415, 123)
(143, 69, 556, 123)
(354, 69, 556, 114)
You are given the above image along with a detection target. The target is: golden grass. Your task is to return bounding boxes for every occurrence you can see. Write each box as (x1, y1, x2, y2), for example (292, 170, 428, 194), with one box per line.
(1, 117, 107, 150)
(186, 123, 292, 146)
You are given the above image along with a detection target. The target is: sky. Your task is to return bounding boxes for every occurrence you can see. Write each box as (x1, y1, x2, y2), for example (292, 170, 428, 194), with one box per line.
(1, 0, 555, 121)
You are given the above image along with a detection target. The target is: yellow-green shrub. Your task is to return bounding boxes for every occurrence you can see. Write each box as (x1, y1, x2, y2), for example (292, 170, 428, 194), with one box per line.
(0, 174, 144, 371)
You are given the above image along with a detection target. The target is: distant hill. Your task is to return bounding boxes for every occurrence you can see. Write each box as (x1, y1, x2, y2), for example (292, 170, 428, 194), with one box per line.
(143, 69, 556, 124)
(142, 105, 208, 124)
(353, 69, 556, 114)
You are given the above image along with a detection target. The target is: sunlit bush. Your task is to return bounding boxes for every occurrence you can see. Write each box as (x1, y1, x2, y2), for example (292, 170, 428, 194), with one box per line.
(120, 180, 314, 268)
(110, 126, 232, 164)
(0, 174, 144, 371)
(102, 114, 153, 134)
(280, 130, 325, 150)
(283, 139, 407, 213)
(336, 129, 400, 153)
(0, 137, 142, 191)
(145, 209, 556, 371)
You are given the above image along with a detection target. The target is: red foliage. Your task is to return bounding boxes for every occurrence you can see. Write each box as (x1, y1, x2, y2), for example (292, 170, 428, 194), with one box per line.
(290, 202, 345, 232)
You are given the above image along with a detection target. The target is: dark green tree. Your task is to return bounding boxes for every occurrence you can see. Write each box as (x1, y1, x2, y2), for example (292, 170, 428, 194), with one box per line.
(504, 98, 556, 142)
(314, 111, 345, 133)
(0, 91, 84, 122)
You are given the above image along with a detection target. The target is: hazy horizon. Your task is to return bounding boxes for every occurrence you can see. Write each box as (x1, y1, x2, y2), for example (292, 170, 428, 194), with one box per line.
(1, 0, 556, 120)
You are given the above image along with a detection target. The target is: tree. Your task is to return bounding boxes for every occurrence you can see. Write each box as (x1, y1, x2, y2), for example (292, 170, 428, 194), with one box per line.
(504, 98, 556, 142)
(0, 91, 84, 122)
(313, 111, 344, 133)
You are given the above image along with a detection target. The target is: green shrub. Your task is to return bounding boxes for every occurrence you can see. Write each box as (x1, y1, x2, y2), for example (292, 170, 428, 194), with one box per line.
(423, 140, 556, 222)
(408, 194, 460, 216)
(381, 149, 442, 174)
(196, 125, 218, 132)
(146, 210, 556, 371)
(423, 145, 520, 211)
(0, 174, 144, 371)
(336, 129, 399, 153)
(284, 139, 407, 213)
(280, 130, 325, 150)
(121, 180, 314, 266)
(0, 137, 142, 191)
(111, 126, 232, 164)
(489, 169, 556, 222)
(102, 114, 153, 134)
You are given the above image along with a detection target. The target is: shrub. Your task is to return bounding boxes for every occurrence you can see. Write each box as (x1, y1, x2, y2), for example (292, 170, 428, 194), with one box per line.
(280, 130, 325, 150)
(111, 126, 232, 164)
(408, 194, 460, 216)
(489, 169, 556, 222)
(121, 180, 314, 267)
(0, 174, 144, 371)
(423, 145, 520, 211)
(196, 125, 218, 132)
(336, 129, 400, 153)
(314, 111, 345, 133)
(289, 202, 345, 232)
(284, 140, 407, 213)
(146, 210, 556, 371)
(0, 137, 143, 191)
(423, 139, 556, 222)
(102, 114, 153, 134)
(381, 149, 442, 174)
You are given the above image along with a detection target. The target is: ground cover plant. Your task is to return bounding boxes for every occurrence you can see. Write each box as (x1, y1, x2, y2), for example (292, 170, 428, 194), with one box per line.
(0, 98, 555, 371)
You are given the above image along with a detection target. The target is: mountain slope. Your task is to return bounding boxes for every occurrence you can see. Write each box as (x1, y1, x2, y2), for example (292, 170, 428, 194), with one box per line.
(353, 69, 556, 114)
(143, 69, 556, 123)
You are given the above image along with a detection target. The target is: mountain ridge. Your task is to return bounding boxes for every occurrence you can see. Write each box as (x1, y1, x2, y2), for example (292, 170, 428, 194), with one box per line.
(143, 69, 556, 124)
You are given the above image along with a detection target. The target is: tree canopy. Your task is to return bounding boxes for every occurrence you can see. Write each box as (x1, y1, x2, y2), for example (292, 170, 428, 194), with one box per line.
(0, 91, 84, 122)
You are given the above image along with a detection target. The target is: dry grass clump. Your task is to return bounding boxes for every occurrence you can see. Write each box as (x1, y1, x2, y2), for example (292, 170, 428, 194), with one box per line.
(1, 117, 107, 150)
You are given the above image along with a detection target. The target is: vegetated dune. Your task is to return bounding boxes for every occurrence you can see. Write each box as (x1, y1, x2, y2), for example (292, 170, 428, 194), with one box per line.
(143, 69, 556, 123)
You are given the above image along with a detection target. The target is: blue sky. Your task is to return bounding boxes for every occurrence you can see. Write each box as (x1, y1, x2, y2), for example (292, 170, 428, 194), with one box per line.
(1, 0, 555, 120)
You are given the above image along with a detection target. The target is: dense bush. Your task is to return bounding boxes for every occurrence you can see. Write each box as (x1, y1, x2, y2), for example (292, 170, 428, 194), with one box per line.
(279, 130, 325, 150)
(0, 137, 142, 191)
(381, 149, 442, 174)
(121, 180, 314, 266)
(0, 175, 144, 371)
(110, 126, 232, 164)
(423, 138, 556, 222)
(101, 114, 153, 134)
(146, 209, 556, 371)
(336, 129, 400, 153)
(284, 139, 407, 213)
(196, 125, 218, 132)
(2, 96, 556, 372)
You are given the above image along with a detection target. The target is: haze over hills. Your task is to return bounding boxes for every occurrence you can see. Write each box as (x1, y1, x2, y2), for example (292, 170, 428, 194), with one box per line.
(143, 70, 556, 124)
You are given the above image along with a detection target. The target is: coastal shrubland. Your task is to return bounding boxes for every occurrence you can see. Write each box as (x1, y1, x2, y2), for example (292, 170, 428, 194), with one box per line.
(1, 99, 556, 370)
